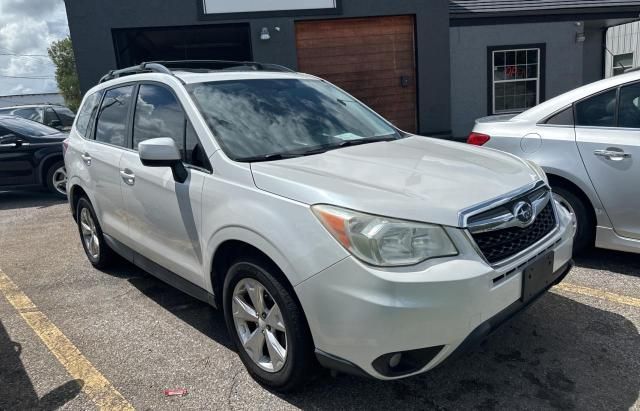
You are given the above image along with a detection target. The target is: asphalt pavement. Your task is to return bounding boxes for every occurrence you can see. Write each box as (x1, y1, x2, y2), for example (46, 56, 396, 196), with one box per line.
(0, 190, 638, 410)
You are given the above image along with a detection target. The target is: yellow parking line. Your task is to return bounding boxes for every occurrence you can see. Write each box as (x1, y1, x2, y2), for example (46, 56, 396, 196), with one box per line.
(554, 282, 640, 308)
(0, 269, 134, 411)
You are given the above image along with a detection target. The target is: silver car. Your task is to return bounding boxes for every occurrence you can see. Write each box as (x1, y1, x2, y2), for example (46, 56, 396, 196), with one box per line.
(469, 70, 640, 254)
(65, 61, 573, 391)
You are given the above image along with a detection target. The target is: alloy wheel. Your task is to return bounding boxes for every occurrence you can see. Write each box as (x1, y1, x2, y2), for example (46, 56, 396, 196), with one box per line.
(52, 166, 67, 195)
(232, 278, 287, 373)
(80, 208, 100, 259)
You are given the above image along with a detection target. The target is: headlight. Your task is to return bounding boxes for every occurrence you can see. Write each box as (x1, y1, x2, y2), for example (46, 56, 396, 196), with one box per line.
(312, 205, 458, 267)
(526, 160, 548, 184)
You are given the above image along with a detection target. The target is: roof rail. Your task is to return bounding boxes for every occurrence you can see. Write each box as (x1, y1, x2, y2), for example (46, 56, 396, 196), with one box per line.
(148, 60, 295, 73)
(99, 60, 295, 84)
(99, 62, 179, 84)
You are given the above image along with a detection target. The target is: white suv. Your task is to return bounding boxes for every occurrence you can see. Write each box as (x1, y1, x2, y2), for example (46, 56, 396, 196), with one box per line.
(64, 61, 574, 391)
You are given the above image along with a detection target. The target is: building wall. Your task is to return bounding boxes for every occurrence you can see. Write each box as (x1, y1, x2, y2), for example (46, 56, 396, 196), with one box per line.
(605, 21, 640, 77)
(450, 21, 587, 138)
(64, 0, 452, 135)
(0, 93, 64, 108)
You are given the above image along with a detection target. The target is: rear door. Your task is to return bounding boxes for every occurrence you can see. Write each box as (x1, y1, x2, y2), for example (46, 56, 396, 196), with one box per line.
(119, 82, 209, 287)
(575, 82, 640, 240)
(0, 124, 36, 186)
(85, 85, 134, 243)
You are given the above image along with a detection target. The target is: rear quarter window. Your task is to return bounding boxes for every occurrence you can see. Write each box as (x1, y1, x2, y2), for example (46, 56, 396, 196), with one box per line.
(75, 91, 102, 138)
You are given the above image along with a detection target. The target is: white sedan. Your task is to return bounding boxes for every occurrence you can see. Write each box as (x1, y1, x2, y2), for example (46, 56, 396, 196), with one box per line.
(468, 69, 640, 254)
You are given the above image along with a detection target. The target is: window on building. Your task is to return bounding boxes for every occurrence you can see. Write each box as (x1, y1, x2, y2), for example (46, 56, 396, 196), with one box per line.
(613, 53, 634, 76)
(95, 85, 134, 147)
(491, 47, 542, 114)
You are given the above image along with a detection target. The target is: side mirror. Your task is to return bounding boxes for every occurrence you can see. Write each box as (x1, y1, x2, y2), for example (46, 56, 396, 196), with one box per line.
(138, 138, 188, 183)
(49, 119, 62, 129)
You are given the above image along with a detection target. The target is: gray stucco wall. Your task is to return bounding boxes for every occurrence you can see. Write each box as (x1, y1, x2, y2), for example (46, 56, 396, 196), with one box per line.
(449, 22, 588, 138)
(64, 0, 451, 135)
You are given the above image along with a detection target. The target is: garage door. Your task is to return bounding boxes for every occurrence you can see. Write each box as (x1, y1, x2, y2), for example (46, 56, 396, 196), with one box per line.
(296, 16, 417, 133)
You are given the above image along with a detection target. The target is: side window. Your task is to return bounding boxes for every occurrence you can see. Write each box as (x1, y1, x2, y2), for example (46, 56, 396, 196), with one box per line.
(95, 85, 134, 147)
(618, 82, 640, 129)
(75, 92, 102, 137)
(575, 89, 617, 127)
(43, 107, 60, 127)
(185, 122, 211, 170)
(133, 84, 185, 151)
(544, 106, 574, 126)
(53, 107, 76, 127)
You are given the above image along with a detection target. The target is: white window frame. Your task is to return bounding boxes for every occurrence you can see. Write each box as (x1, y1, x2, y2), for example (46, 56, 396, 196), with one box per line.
(613, 53, 634, 76)
(491, 47, 541, 115)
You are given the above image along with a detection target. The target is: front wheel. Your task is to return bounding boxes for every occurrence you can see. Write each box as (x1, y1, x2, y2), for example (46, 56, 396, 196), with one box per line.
(223, 258, 315, 391)
(552, 186, 594, 254)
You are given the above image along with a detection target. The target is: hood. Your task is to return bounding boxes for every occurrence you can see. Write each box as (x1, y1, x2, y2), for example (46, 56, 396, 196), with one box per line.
(251, 136, 540, 227)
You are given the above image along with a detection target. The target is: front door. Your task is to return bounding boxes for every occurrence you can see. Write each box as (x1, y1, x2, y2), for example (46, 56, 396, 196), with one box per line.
(575, 82, 640, 240)
(296, 15, 418, 133)
(120, 83, 207, 288)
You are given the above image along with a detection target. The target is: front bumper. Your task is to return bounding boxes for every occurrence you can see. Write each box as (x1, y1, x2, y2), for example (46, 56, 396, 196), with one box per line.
(295, 203, 574, 380)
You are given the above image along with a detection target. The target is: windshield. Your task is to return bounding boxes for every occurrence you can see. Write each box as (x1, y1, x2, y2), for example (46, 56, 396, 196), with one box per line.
(1, 117, 59, 137)
(187, 79, 401, 161)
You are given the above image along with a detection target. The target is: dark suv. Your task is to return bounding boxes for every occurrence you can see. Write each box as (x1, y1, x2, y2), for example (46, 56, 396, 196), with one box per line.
(0, 104, 75, 132)
(0, 115, 68, 197)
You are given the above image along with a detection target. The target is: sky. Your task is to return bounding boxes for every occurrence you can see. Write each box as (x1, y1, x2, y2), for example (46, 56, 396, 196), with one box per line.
(0, 0, 69, 97)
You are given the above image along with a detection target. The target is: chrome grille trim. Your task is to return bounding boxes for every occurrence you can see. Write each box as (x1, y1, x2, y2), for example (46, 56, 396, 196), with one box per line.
(459, 180, 561, 268)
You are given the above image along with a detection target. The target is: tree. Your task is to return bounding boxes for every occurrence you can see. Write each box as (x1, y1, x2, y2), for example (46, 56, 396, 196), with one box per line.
(48, 37, 81, 112)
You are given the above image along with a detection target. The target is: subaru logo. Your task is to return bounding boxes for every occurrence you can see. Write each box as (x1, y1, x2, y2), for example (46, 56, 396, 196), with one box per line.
(513, 201, 535, 226)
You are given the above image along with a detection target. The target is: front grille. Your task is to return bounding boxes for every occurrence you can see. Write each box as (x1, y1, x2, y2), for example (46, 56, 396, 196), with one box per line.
(471, 202, 557, 264)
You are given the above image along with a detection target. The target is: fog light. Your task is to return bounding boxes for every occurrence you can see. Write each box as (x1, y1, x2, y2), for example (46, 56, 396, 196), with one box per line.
(389, 353, 402, 368)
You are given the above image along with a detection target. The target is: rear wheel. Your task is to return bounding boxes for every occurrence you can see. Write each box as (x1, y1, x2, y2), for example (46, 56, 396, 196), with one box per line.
(552, 186, 593, 254)
(223, 257, 315, 391)
(46, 160, 67, 198)
(76, 197, 115, 269)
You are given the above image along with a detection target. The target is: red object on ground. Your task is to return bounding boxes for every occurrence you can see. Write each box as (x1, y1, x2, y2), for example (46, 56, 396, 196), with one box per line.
(163, 388, 188, 397)
(467, 132, 491, 146)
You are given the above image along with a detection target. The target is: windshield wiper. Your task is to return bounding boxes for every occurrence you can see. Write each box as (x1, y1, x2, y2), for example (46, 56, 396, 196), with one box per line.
(236, 136, 401, 163)
(236, 152, 303, 163)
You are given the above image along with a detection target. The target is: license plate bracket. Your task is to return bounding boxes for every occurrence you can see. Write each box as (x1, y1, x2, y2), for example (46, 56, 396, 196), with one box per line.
(521, 252, 555, 303)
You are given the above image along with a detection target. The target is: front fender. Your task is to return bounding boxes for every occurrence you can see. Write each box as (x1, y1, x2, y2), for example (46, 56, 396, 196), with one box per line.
(204, 226, 297, 293)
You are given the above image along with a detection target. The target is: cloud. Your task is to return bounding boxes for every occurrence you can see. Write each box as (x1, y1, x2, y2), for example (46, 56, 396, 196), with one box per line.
(0, 0, 69, 96)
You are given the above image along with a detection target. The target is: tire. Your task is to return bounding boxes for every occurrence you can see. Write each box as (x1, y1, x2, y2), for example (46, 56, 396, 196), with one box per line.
(552, 186, 594, 254)
(76, 197, 115, 269)
(223, 257, 315, 392)
(45, 160, 67, 198)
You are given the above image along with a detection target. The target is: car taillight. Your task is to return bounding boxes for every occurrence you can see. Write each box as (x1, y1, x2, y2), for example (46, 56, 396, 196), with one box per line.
(62, 138, 69, 156)
(467, 132, 491, 146)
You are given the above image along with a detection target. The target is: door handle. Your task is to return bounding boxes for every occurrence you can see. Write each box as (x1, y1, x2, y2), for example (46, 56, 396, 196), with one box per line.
(594, 149, 632, 161)
(120, 169, 135, 186)
(81, 153, 92, 166)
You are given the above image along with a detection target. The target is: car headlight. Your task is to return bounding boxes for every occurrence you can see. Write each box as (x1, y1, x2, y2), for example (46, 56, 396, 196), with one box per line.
(312, 205, 458, 267)
(526, 160, 548, 184)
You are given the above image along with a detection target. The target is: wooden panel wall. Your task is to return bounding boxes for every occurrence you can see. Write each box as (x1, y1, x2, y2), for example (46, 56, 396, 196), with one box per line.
(296, 16, 418, 132)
